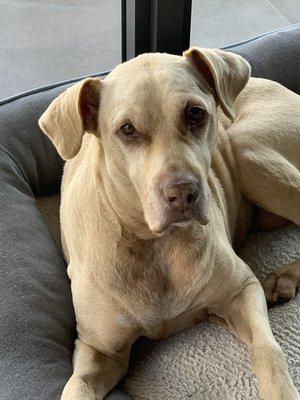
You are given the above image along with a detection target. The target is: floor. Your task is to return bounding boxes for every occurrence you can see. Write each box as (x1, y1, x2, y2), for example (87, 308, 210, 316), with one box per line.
(0, 0, 299, 99)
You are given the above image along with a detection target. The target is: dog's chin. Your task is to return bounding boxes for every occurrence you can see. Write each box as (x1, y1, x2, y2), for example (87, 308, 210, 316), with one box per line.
(145, 184, 211, 235)
(148, 211, 210, 236)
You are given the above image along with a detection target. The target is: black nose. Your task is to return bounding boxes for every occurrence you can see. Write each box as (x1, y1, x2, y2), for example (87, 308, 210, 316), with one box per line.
(162, 177, 199, 210)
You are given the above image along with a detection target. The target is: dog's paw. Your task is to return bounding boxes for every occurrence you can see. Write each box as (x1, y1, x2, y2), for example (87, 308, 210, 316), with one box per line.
(262, 272, 298, 307)
(61, 376, 96, 400)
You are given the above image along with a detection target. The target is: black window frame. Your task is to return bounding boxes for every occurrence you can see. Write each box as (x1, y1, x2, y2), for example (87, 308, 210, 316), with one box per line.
(122, 0, 192, 61)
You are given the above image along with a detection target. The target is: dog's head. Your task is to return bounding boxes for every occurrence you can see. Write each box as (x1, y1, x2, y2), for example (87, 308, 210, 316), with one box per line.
(39, 48, 250, 234)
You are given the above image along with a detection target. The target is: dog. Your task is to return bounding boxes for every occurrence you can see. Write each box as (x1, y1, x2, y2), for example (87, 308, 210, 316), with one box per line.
(39, 48, 300, 400)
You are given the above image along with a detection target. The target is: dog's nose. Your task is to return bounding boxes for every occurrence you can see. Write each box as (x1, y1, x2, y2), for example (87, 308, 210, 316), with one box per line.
(162, 177, 199, 210)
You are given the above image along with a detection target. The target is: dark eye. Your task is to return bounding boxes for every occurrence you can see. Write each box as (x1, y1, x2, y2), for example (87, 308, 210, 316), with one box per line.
(186, 106, 206, 127)
(120, 123, 135, 136)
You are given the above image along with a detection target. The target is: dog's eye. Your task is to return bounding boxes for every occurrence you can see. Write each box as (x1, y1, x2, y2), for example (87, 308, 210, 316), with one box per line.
(118, 123, 140, 143)
(120, 123, 135, 136)
(186, 106, 206, 128)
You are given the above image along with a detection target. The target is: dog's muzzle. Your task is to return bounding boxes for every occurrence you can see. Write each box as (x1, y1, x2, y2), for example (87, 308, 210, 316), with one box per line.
(156, 174, 210, 232)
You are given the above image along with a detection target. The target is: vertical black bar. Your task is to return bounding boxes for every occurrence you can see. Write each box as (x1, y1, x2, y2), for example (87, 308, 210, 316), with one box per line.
(135, 0, 151, 56)
(121, 0, 127, 61)
(151, 0, 192, 55)
(181, 0, 193, 52)
(122, 0, 151, 61)
(122, 0, 192, 61)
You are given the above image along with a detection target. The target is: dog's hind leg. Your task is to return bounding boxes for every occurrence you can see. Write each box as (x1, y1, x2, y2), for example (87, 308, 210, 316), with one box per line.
(233, 146, 300, 306)
(263, 259, 300, 306)
(228, 82, 300, 227)
(230, 123, 300, 306)
(236, 147, 300, 226)
(238, 151, 300, 305)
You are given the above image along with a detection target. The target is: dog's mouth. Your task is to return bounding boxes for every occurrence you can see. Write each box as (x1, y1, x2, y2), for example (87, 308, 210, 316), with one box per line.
(150, 206, 210, 235)
(144, 181, 211, 235)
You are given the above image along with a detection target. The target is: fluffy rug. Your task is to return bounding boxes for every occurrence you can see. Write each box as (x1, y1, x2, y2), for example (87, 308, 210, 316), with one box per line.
(123, 225, 300, 399)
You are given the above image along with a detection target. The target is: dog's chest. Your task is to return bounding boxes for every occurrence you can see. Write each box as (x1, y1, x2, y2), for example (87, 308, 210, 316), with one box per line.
(113, 229, 212, 326)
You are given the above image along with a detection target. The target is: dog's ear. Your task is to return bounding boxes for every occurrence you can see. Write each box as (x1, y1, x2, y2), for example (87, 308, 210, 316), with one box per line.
(38, 78, 101, 160)
(184, 48, 250, 121)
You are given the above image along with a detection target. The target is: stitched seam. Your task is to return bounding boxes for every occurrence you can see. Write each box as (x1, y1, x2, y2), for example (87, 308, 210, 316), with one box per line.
(222, 22, 300, 50)
(0, 71, 109, 107)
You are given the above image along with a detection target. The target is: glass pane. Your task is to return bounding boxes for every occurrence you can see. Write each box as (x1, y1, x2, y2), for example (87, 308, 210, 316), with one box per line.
(0, 0, 121, 99)
(190, 0, 293, 48)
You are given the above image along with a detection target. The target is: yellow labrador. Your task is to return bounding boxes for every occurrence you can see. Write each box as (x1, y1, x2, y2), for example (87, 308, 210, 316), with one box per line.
(39, 48, 300, 400)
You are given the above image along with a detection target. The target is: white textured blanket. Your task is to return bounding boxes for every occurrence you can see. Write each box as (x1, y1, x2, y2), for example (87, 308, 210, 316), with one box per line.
(123, 225, 300, 399)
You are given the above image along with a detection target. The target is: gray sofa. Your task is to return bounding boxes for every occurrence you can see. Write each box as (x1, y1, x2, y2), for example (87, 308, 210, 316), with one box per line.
(0, 24, 299, 400)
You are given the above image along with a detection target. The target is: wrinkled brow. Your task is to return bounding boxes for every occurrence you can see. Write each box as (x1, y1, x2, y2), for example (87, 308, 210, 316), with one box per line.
(111, 108, 158, 134)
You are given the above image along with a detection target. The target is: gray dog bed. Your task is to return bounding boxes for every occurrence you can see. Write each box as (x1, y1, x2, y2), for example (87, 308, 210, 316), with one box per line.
(0, 24, 299, 400)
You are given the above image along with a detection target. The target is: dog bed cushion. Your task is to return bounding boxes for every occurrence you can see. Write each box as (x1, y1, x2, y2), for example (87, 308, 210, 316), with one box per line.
(0, 23, 299, 400)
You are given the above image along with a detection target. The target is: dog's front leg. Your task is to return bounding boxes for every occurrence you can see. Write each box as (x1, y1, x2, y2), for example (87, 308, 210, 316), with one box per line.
(212, 279, 299, 400)
(61, 339, 130, 400)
